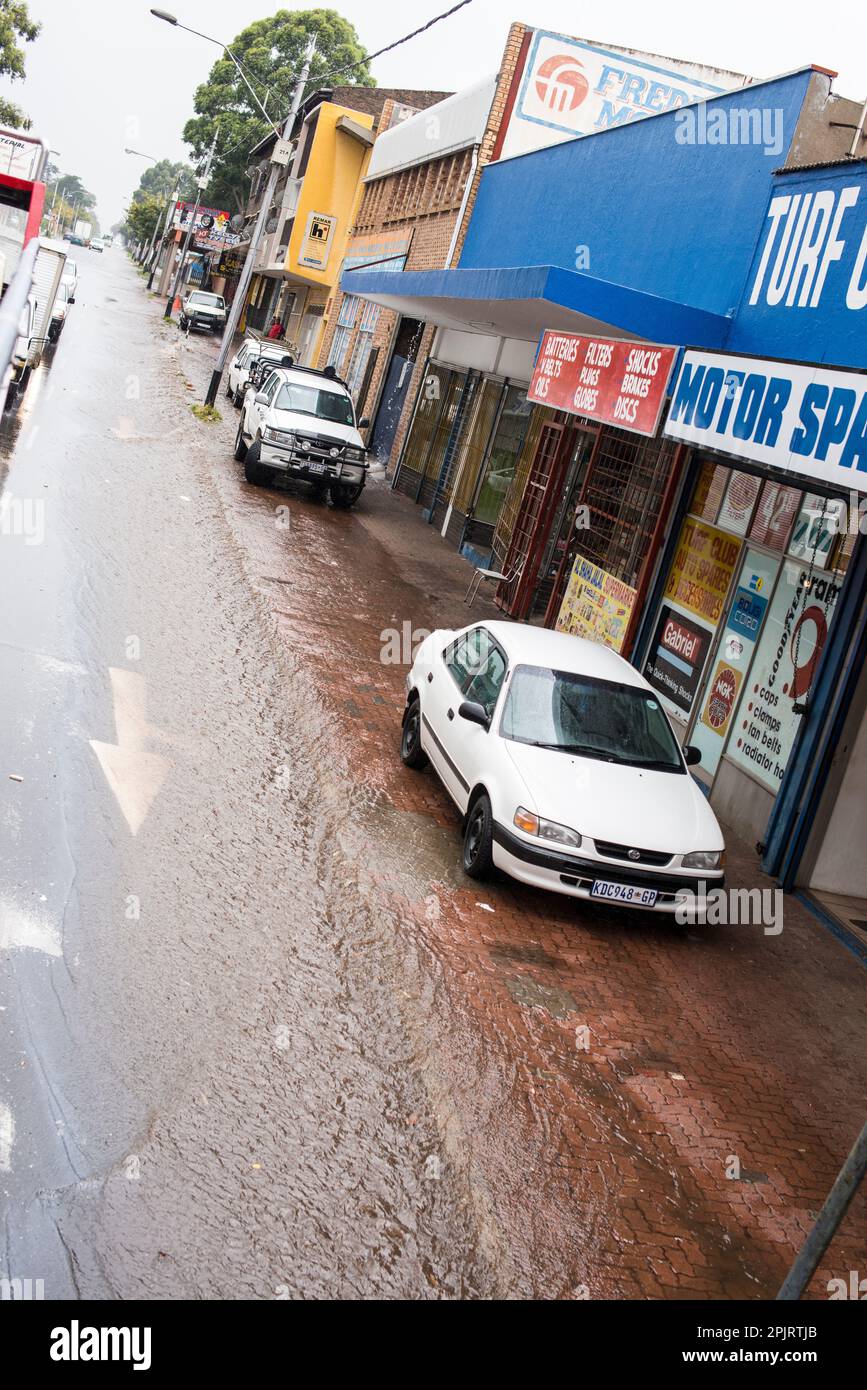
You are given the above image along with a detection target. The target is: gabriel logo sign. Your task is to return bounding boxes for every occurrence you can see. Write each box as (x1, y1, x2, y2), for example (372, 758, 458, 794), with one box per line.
(534, 54, 589, 113)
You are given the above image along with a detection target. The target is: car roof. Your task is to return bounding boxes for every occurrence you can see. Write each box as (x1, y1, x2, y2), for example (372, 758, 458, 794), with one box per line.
(473, 620, 648, 690)
(266, 365, 352, 397)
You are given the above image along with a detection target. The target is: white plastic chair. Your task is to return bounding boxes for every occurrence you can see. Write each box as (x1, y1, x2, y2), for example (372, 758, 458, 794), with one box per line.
(464, 558, 523, 607)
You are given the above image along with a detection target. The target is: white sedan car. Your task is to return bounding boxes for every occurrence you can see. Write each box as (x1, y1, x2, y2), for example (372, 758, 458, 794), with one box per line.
(225, 338, 291, 407)
(400, 621, 725, 913)
(61, 258, 78, 302)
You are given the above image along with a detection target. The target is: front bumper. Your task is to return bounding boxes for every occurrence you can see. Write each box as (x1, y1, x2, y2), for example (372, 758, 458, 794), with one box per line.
(492, 822, 725, 914)
(187, 314, 224, 330)
(260, 439, 367, 486)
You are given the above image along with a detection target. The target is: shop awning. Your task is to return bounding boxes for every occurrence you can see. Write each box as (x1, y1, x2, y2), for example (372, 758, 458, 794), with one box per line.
(340, 264, 731, 347)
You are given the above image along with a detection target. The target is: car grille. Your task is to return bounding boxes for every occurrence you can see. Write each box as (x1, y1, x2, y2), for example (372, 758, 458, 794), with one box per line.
(594, 839, 673, 867)
(294, 434, 345, 460)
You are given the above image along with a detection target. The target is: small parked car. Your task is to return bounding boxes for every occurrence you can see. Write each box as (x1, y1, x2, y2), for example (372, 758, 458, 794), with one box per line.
(179, 290, 226, 333)
(226, 337, 291, 407)
(61, 258, 78, 302)
(400, 622, 725, 913)
(233, 363, 369, 508)
(48, 280, 70, 341)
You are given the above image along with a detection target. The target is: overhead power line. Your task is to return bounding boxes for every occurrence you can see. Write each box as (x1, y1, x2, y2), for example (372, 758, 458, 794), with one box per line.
(310, 0, 476, 90)
(201, 1, 476, 167)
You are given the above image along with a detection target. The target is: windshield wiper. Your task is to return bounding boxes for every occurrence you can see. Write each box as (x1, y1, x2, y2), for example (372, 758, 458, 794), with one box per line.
(522, 740, 625, 762)
(627, 757, 682, 771)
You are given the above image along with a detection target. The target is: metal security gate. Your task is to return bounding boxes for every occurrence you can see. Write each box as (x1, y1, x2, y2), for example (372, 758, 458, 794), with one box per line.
(497, 421, 568, 617)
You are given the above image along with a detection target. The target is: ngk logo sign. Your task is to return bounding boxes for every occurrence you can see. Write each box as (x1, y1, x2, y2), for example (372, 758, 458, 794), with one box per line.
(534, 54, 589, 113)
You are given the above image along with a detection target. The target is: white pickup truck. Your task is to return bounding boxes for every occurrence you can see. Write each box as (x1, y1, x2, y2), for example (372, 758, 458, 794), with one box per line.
(179, 289, 226, 334)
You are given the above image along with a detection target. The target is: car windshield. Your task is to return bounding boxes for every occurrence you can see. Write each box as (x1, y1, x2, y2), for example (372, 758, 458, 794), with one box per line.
(189, 293, 223, 307)
(274, 382, 354, 426)
(501, 664, 685, 772)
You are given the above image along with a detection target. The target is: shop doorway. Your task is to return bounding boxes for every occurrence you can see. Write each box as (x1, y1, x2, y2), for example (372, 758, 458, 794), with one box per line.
(368, 317, 423, 465)
(526, 425, 598, 621)
(497, 421, 568, 619)
(298, 304, 324, 365)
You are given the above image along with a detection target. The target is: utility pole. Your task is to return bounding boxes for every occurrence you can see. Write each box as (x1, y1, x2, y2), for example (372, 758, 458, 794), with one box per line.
(164, 129, 218, 320)
(202, 38, 315, 408)
(147, 180, 181, 291)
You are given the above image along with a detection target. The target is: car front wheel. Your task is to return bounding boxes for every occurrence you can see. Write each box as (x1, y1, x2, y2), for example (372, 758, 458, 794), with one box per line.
(329, 482, 363, 509)
(233, 420, 248, 462)
(400, 697, 428, 770)
(463, 792, 494, 879)
(244, 440, 272, 487)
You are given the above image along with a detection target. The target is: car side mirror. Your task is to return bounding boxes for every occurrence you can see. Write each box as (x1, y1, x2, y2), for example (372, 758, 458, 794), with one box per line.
(254, 391, 269, 406)
(459, 700, 490, 730)
(358, 417, 370, 429)
(683, 745, 701, 766)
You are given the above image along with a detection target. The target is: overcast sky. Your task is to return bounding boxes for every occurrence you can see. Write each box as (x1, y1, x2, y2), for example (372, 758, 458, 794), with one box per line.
(5, 0, 867, 226)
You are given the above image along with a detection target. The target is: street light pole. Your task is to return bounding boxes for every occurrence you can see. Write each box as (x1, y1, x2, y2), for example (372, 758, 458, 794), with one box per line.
(147, 181, 181, 291)
(202, 39, 315, 407)
(164, 129, 217, 320)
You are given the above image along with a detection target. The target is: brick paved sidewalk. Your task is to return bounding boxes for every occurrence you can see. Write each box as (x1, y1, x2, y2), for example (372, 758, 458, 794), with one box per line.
(185, 324, 867, 1300)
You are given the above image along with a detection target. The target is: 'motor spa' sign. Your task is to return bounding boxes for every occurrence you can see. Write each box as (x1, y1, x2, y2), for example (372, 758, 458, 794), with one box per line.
(664, 350, 867, 493)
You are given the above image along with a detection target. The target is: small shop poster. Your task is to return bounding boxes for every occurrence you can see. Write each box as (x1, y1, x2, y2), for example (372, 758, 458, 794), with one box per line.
(663, 516, 742, 625)
(555, 552, 637, 651)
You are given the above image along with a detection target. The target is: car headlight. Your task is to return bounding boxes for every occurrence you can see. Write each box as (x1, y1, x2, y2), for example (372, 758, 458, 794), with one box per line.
(514, 806, 582, 848)
(263, 426, 294, 444)
(682, 850, 724, 870)
(344, 446, 366, 462)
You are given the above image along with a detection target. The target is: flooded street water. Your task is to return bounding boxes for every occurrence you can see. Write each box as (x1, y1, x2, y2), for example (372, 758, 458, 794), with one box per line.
(1, 251, 865, 1301)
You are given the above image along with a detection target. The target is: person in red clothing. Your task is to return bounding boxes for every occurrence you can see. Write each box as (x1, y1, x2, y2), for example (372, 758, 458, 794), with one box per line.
(266, 317, 285, 340)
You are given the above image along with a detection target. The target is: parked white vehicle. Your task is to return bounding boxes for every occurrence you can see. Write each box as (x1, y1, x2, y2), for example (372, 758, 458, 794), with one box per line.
(400, 622, 725, 914)
(226, 337, 291, 407)
(179, 289, 226, 333)
(233, 363, 369, 508)
(49, 279, 70, 341)
(60, 256, 78, 302)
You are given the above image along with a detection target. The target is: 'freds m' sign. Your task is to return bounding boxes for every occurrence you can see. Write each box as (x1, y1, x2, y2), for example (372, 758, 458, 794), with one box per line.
(529, 331, 676, 436)
(664, 350, 867, 493)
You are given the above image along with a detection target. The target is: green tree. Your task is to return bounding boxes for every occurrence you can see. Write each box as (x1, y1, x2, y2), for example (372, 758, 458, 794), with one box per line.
(42, 168, 100, 237)
(183, 8, 373, 212)
(52, 173, 97, 212)
(133, 158, 197, 203)
(122, 192, 164, 247)
(0, 0, 40, 128)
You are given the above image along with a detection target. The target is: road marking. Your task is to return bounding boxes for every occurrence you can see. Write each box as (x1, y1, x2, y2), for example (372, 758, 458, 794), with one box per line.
(0, 901, 62, 957)
(90, 668, 170, 835)
(0, 1103, 14, 1171)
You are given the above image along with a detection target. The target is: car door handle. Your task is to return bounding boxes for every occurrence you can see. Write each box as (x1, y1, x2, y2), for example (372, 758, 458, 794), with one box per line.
(447, 708, 454, 720)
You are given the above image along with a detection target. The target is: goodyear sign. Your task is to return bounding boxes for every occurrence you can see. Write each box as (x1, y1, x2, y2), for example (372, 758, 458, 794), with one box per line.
(664, 350, 867, 494)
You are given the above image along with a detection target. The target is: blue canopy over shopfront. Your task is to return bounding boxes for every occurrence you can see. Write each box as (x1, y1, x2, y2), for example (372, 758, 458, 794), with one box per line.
(340, 262, 731, 350)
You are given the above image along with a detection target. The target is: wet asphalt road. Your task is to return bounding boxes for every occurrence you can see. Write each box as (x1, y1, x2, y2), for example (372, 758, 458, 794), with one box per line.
(0, 252, 491, 1298)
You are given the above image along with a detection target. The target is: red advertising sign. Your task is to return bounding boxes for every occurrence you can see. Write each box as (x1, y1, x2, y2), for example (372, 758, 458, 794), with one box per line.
(528, 331, 676, 436)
